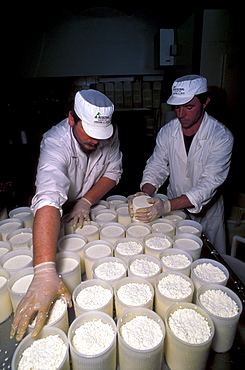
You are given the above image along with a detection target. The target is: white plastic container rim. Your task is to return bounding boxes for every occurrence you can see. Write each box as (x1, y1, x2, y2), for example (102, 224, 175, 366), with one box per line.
(11, 326, 69, 370)
(72, 279, 113, 312)
(68, 310, 117, 358)
(117, 307, 166, 352)
(191, 258, 229, 285)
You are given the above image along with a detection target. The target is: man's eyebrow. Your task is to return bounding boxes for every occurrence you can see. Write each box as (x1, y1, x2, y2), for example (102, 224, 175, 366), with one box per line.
(174, 104, 195, 108)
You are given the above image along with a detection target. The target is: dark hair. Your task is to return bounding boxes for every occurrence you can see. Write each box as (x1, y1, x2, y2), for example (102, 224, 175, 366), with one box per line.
(70, 109, 81, 124)
(195, 92, 210, 104)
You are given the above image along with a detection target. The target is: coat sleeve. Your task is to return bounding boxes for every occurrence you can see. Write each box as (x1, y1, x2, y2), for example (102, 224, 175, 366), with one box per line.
(184, 128, 234, 213)
(101, 126, 122, 184)
(140, 126, 170, 191)
(31, 136, 70, 215)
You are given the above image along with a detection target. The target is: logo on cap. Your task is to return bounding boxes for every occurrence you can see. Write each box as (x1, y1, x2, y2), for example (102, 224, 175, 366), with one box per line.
(94, 112, 110, 124)
(173, 86, 185, 95)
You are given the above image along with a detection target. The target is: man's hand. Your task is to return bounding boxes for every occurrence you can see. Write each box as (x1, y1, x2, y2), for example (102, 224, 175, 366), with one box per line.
(10, 262, 71, 342)
(135, 197, 171, 222)
(64, 197, 92, 228)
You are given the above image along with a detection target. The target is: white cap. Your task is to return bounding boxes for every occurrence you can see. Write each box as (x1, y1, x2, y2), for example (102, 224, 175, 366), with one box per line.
(167, 75, 208, 105)
(74, 89, 114, 140)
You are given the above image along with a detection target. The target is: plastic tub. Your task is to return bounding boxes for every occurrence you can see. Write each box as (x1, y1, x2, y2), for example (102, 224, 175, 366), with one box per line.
(154, 193, 168, 202)
(90, 200, 109, 220)
(58, 234, 87, 274)
(0, 218, 23, 241)
(173, 233, 203, 260)
(164, 210, 186, 222)
(83, 240, 114, 279)
(164, 302, 214, 370)
(154, 271, 194, 319)
(72, 279, 113, 317)
(11, 326, 70, 370)
(117, 307, 165, 370)
(9, 206, 34, 228)
(0, 241, 11, 258)
(68, 311, 117, 370)
(144, 233, 173, 258)
(160, 248, 192, 276)
(106, 194, 127, 209)
(128, 254, 162, 284)
(28, 296, 69, 335)
(176, 219, 202, 238)
(99, 222, 126, 244)
(94, 209, 118, 226)
(0, 249, 33, 275)
(191, 258, 229, 291)
(114, 276, 154, 320)
(196, 284, 243, 352)
(7, 267, 34, 311)
(114, 237, 144, 263)
(150, 218, 176, 238)
(0, 268, 12, 323)
(6, 227, 32, 250)
(75, 221, 100, 242)
(92, 256, 127, 288)
(126, 223, 151, 242)
(56, 251, 81, 293)
(115, 203, 132, 226)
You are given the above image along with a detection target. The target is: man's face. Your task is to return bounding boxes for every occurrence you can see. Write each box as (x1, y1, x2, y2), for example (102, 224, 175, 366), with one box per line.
(174, 96, 209, 131)
(68, 112, 100, 154)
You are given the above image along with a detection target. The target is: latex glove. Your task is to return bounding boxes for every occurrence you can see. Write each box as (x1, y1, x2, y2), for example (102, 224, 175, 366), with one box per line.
(128, 192, 149, 218)
(64, 197, 92, 228)
(135, 197, 171, 222)
(10, 262, 71, 342)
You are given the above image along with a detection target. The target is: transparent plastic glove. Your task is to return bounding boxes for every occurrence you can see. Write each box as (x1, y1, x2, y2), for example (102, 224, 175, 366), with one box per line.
(10, 262, 71, 342)
(64, 197, 92, 228)
(128, 192, 149, 218)
(135, 197, 171, 222)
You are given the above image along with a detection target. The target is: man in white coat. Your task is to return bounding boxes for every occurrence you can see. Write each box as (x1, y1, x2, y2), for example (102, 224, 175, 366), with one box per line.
(132, 75, 233, 255)
(11, 89, 122, 341)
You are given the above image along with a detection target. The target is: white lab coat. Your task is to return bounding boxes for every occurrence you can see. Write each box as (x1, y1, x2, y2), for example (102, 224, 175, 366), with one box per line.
(141, 112, 233, 253)
(31, 119, 122, 215)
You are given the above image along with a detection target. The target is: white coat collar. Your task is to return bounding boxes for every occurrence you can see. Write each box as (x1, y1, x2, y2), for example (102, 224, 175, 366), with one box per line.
(171, 112, 209, 140)
(171, 112, 209, 161)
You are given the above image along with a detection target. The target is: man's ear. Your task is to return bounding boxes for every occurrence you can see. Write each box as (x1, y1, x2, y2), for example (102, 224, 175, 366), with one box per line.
(68, 111, 75, 127)
(203, 97, 211, 109)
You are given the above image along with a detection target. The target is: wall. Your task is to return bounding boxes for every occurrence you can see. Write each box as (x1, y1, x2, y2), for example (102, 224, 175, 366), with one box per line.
(200, 9, 244, 196)
(17, 12, 166, 78)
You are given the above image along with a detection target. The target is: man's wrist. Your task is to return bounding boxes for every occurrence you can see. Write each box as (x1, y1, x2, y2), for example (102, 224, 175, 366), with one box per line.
(81, 197, 92, 206)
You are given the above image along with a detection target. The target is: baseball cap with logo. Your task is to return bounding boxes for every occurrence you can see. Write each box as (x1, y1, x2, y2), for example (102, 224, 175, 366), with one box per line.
(167, 75, 208, 105)
(74, 89, 114, 139)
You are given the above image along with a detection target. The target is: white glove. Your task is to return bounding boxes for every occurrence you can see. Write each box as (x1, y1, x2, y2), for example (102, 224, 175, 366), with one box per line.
(10, 262, 71, 341)
(135, 197, 171, 222)
(64, 197, 92, 228)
